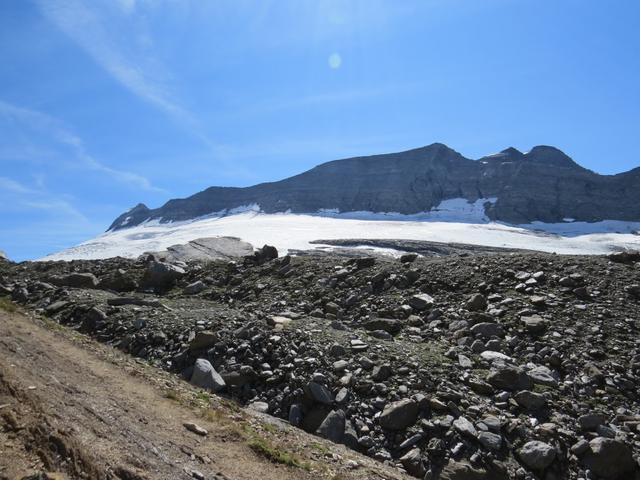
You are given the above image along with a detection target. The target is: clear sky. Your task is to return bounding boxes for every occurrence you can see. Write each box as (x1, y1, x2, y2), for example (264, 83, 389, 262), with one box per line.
(1, 0, 639, 261)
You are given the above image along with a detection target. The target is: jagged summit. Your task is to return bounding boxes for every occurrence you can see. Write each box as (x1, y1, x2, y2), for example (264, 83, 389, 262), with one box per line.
(108, 143, 640, 231)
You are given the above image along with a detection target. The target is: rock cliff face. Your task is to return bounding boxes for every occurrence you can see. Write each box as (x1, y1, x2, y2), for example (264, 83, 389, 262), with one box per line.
(109, 143, 640, 230)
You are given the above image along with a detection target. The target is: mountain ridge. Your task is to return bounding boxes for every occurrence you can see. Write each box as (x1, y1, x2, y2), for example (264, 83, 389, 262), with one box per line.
(109, 143, 640, 231)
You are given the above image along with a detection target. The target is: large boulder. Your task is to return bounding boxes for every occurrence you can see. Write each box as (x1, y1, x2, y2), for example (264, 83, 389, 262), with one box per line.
(152, 236, 254, 263)
(521, 315, 549, 334)
(408, 294, 435, 310)
(362, 318, 402, 335)
(139, 261, 185, 292)
(466, 293, 487, 311)
(487, 366, 532, 391)
(189, 331, 218, 351)
(305, 382, 334, 405)
(518, 441, 556, 470)
(399, 449, 426, 478)
(470, 322, 504, 338)
(244, 244, 278, 265)
(98, 269, 138, 292)
(608, 250, 640, 264)
(378, 399, 419, 430)
(51, 272, 99, 289)
(190, 359, 226, 392)
(581, 437, 636, 479)
(514, 390, 547, 411)
(316, 409, 345, 443)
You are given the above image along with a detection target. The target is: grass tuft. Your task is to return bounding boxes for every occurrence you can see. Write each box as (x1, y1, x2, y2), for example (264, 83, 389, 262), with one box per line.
(0, 297, 17, 313)
(248, 435, 311, 470)
(164, 389, 181, 401)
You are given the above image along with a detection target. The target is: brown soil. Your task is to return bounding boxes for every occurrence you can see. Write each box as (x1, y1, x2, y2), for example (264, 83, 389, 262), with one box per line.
(0, 309, 408, 480)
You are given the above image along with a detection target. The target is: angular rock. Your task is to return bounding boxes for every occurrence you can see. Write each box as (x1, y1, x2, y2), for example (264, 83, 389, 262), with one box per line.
(316, 409, 345, 443)
(400, 253, 418, 263)
(514, 390, 547, 410)
(379, 399, 419, 430)
(183, 422, 208, 436)
(521, 315, 549, 334)
(408, 294, 435, 310)
(98, 269, 138, 292)
(184, 280, 206, 295)
(453, 417, 477, 438)
(190, 359, 226, 392)
(478, 431, 502, 451)
(466, 293, 487, 311)
(363, 318, 402, 334)
(51, 272, 99, 289)
(470, 322, 504, 338)
(399, 448, 426, 477)
(140, 261, 185, 292)
(189, 331, 218, 351)
(486, 367, 532, 391)
(306, 382, 334, 405)
(581, 437, 635, 479)
(527, 366, 558, 387)
(518, 441, 556, 470)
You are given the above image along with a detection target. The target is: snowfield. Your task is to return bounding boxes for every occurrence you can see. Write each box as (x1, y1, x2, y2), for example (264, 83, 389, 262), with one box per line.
(42, 207, 640, 261)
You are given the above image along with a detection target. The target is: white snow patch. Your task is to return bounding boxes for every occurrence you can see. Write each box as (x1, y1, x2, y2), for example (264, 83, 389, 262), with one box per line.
(41, 210, 640, 261)
(315, 198, 497, 223)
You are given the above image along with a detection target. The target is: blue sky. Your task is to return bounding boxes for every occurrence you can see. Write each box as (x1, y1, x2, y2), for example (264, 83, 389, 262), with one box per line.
(1, 0, 639, 261)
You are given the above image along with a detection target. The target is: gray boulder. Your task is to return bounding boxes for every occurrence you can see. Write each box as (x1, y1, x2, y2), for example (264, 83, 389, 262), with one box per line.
(190, 359, 226, 392)
(399, 448, 426, 478)
(487, 366, 532, 391)
(470, 322, 504, 338)
(379, 399, 419, 430)
(316, 409, 345, 443)
(521, 315, 549, 334)
(184, 280, 206, 295)
(581, 437, 636, 479)
(408, 294, 435, 310)
(518, 441, 556, 470)
(478, 431, 502, 451)
(152, 236, 254, 263)
(514, 390, 547, 410)
(306, 382, 334, 405)
(140, 260, 185, 292)
(466, 293, 487, 311)
(51, 272, 99, 289)
(453, 417, 477, 439)
(98, 269, 138, 292)
(189, 331, 218, 351)
(362, 318, 402, 334)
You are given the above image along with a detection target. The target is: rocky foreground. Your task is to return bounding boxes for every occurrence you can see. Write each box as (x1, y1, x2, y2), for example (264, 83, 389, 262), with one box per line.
(1, 246, 640, 480)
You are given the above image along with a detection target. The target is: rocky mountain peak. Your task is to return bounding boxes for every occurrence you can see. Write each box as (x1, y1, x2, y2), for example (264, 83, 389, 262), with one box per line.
(525, 145, 582, 169)
(107, 143, 640, 231)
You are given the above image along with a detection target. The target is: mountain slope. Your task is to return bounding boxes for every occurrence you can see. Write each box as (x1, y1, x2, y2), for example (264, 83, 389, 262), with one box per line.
(110, 143, 640, 230)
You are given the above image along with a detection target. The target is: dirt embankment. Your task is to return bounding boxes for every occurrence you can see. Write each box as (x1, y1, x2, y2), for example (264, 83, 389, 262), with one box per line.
(0, 309, 407, 480)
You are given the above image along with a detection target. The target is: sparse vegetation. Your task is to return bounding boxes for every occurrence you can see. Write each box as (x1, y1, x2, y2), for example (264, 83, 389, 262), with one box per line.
(309, 441, 330, 456)
(0, 296, 17, 313)
(164, 389, 181, 401)
(248, 435, 311, 471)
(195, 391, 211, 403)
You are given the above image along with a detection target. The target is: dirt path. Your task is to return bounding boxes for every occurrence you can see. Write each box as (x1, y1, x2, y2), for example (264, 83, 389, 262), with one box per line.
(0, 309, 408, 480)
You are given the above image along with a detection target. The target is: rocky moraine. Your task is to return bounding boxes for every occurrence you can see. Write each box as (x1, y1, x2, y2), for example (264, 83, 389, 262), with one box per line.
(1, 246, 640, 480)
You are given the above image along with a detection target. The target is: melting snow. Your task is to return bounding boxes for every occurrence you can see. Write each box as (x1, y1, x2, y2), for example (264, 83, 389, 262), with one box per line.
(42, 209, 640, 261)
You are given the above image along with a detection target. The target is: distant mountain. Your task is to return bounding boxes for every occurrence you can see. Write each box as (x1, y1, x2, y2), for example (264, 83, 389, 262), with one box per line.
(109, 143, 640, 230)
